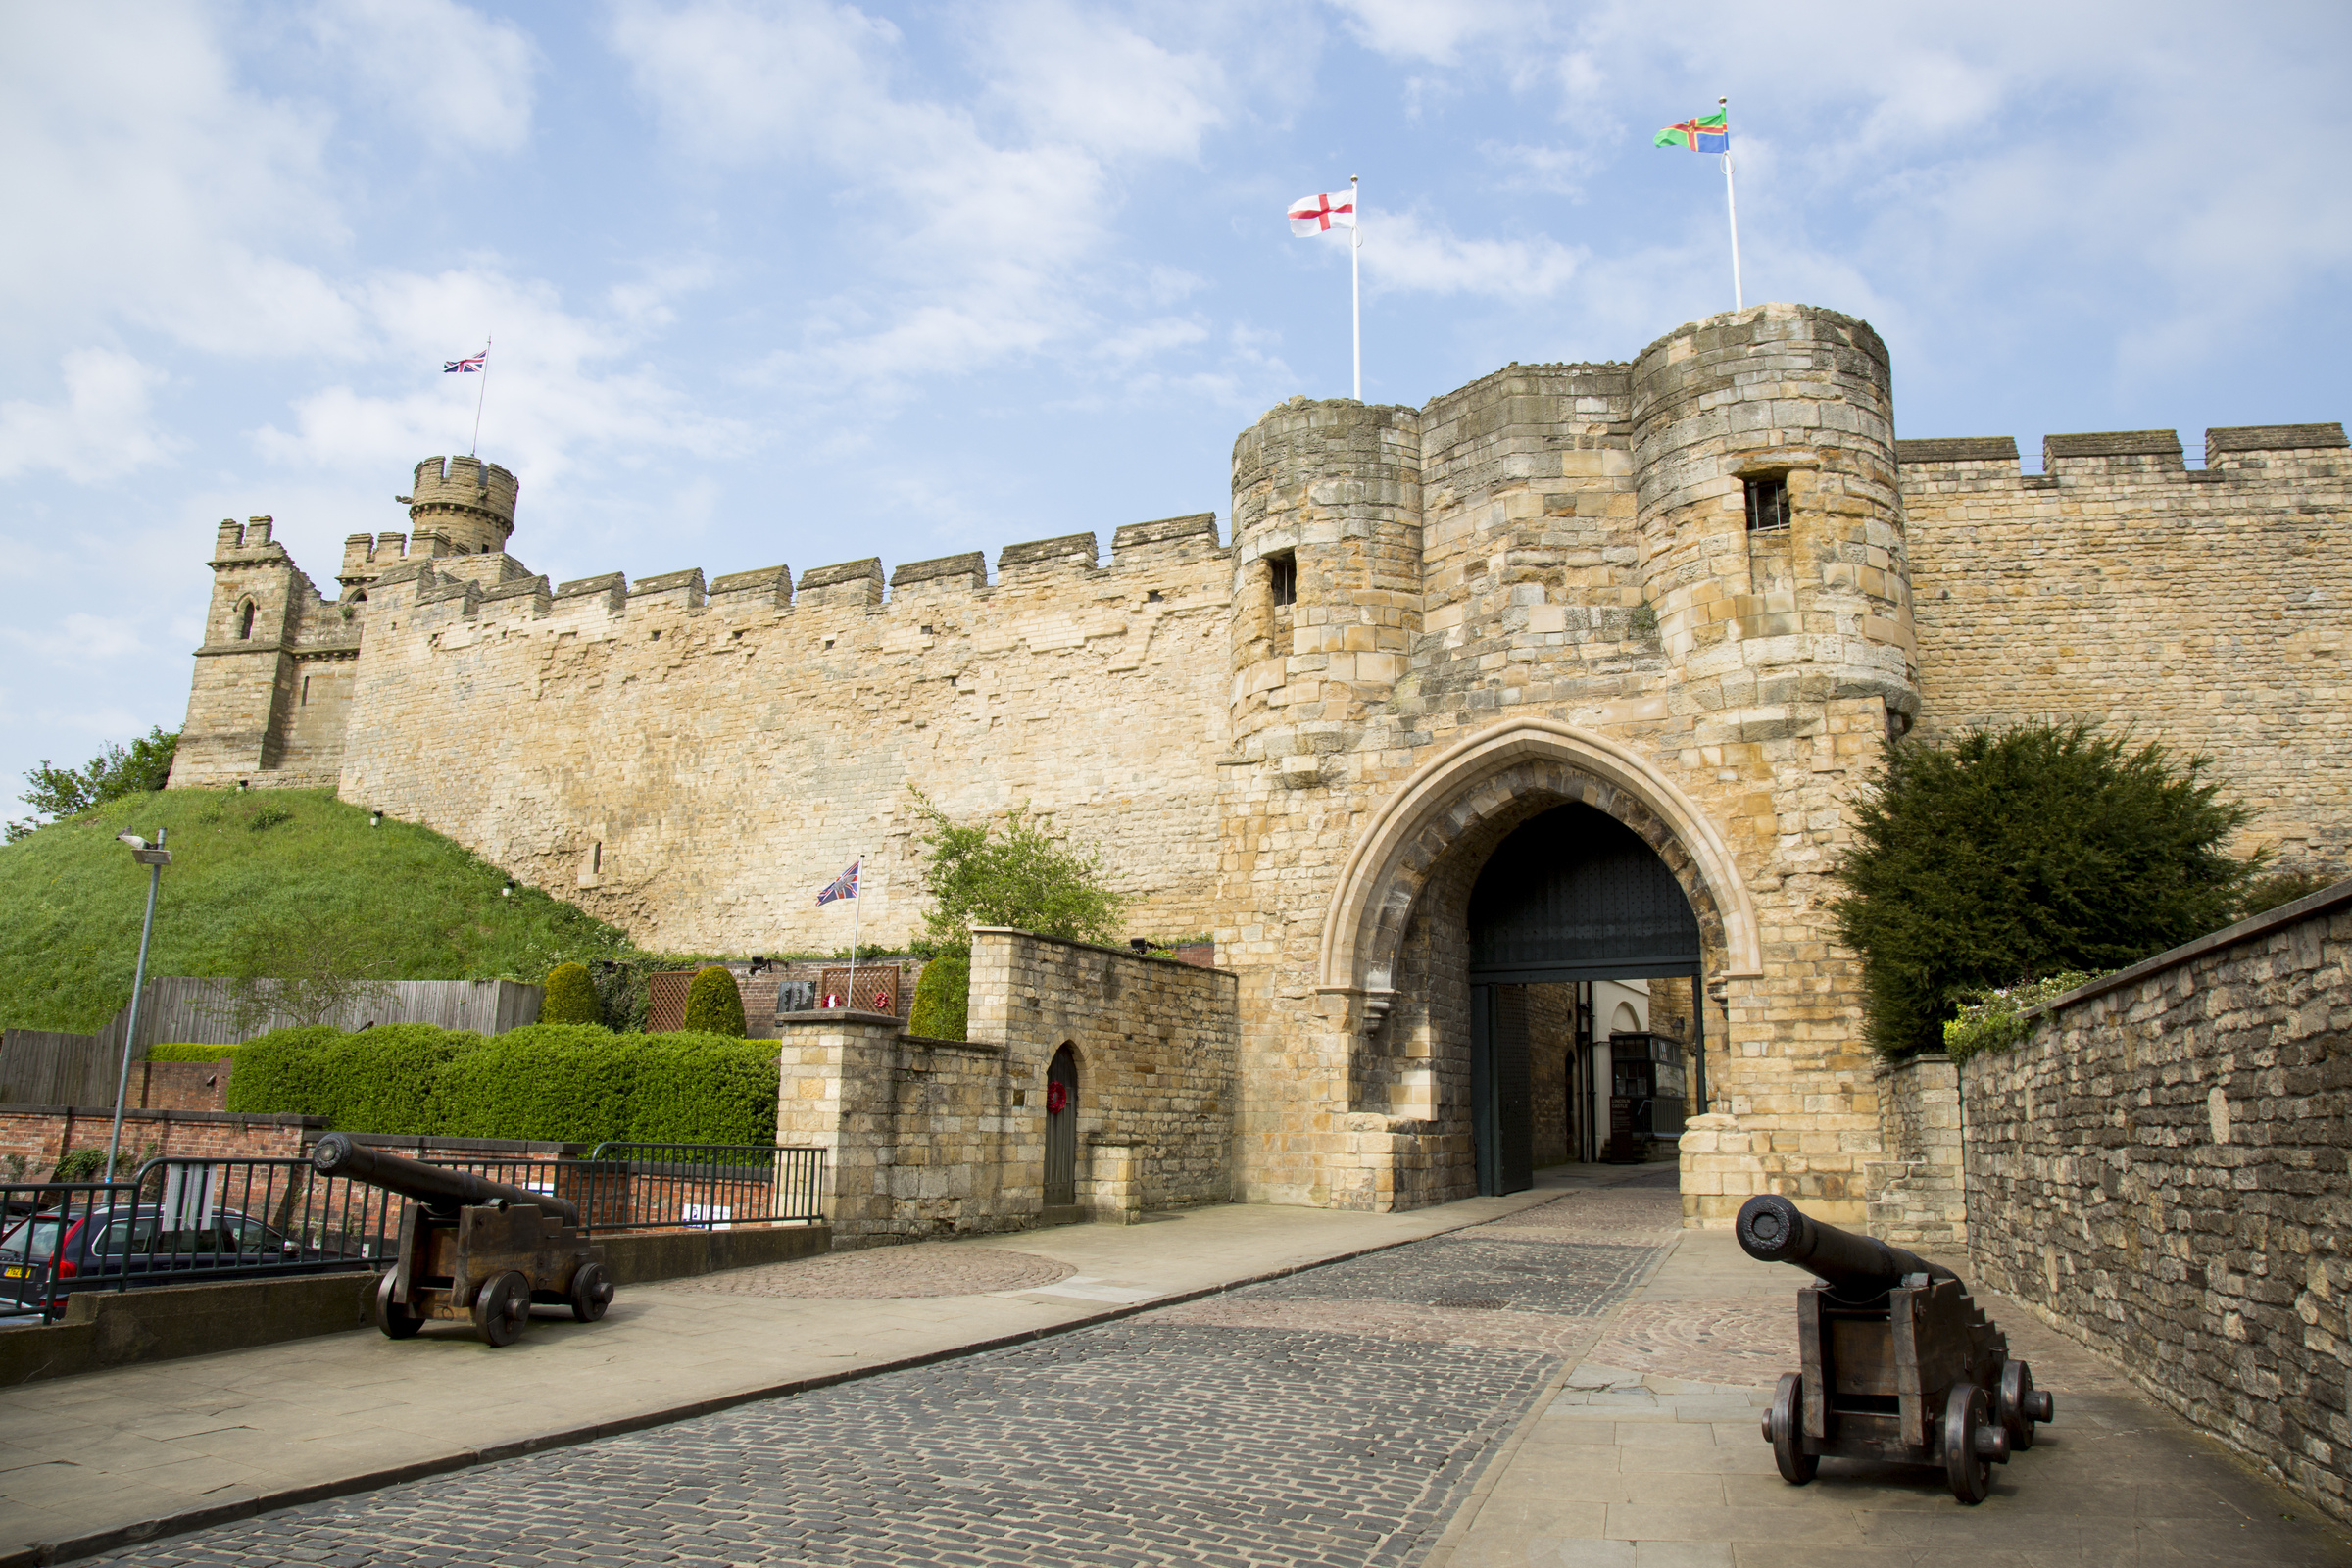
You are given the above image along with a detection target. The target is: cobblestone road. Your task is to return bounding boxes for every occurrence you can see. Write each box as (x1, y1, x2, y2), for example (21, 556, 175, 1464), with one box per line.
(95, 1182, 1681, 1568)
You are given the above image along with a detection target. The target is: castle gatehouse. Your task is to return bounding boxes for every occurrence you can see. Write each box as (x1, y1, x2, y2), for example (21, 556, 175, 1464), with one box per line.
(170, 302, 2351, 1230)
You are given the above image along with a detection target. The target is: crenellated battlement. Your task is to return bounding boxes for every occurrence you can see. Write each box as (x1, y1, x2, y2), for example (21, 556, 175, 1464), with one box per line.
(399, 455, 517, 557)
(1896, 422, 2347, 479)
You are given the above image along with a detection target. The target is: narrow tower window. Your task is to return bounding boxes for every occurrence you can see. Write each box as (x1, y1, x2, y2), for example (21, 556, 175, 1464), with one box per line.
(237, 600, 257, 639)
(1744, 476, 1790, 533)
(1267, 551, 1298, 608)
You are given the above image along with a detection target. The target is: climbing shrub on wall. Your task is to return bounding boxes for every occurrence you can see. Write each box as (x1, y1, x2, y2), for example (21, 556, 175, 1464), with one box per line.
(541, 962, 604, 1025)
(682, 966, 746, 1037)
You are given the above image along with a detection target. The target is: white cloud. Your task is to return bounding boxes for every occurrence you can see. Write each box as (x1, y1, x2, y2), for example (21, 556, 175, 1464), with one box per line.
(251, 266, 747, 507)
(307, 0, 539, 156)
(0, 350, 181, 482)
(1361, 212, 1582, 300)
(1327, 0, 1546, 66)
(0, 5, 358, 363)
(610, 0, 1238, 397)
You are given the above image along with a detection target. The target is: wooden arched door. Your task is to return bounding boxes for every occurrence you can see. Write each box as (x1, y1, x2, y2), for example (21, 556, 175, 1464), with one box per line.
(1044, 1045, 1078, 1211)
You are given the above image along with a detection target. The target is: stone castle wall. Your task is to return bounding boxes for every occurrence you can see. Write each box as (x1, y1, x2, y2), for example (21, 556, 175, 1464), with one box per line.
(1904, 425, 2352, 871)
(1959, 882, 2352, 1524)
(167, 301, 2349, 1227)
(334, 515, 1233, 955)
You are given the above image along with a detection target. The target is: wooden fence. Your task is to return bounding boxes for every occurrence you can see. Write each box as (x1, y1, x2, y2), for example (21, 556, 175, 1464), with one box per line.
(0, 977, 543, 1107)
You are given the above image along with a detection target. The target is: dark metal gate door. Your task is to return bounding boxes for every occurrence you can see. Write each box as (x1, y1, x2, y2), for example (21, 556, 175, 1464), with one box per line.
(1044, 1046, 1078, 1208)
(1472, 985, 1535, 1197)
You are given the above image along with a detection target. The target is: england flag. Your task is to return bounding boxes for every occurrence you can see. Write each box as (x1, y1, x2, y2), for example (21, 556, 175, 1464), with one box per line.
(1288, 190, 1356, 236)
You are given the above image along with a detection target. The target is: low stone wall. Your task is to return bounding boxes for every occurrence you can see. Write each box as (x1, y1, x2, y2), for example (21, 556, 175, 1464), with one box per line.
(0, 1224, 830, 1387)
(1864, 1054, 1965, 1249)
(971, 926, 1240, 1213)
(777, 929, 1242, 1245)
(136, 1058, 234, 1112)
(1960, 881, 2352, 1523)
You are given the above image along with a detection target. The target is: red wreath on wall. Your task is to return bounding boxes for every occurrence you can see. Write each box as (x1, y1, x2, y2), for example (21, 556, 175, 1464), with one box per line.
(1046, 1081, 1069, 1114)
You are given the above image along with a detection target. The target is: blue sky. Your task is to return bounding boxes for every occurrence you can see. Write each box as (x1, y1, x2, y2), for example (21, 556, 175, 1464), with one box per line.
(6, 0, 2349, 819)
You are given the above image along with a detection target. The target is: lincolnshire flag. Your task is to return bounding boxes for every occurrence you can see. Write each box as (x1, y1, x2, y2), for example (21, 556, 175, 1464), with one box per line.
(816, 859, 860, 906)
(1288, 190, 1356, 235)
(1655, 110, 1729, 154)
(443, 351, 486, 373)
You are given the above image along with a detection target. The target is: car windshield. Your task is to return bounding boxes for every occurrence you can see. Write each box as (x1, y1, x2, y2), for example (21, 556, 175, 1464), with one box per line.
(0, 1215, 66, 1264)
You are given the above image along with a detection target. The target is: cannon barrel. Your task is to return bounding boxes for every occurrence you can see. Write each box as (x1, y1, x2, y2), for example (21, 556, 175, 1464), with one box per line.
(1736, 1194, 1956, 1298)
(311, 1132, 579, 1226)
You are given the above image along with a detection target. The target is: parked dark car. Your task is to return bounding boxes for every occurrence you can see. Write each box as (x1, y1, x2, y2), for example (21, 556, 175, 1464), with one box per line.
(0, 1203, 369, 1316)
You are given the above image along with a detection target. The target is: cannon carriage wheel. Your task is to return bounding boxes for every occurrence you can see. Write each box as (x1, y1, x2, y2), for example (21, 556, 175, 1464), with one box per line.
(1942, 1384, 2012, 1504)
(375, 1273, 423, 1340)
(472, 1270, 532, 1348)
(1763, 1374, 1818, 1485)
(568, 1261, 614, 1323)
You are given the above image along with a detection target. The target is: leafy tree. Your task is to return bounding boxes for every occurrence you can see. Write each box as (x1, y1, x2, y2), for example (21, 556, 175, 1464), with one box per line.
(682, 965, 746, 1037)
(8, 726, 178, 841)
(1832, 722, 2256, 1058)
(201, 913, 393, 1038)
(541, 961, 604, 1025)
(907, 785, 1127, 953)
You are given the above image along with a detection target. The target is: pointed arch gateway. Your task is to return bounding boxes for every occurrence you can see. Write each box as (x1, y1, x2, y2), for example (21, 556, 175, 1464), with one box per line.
(1314, 721, 1764, 1199)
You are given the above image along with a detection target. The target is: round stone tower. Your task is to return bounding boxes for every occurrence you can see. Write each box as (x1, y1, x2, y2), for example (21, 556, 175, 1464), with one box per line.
(1225, 398, 1424, 760)
(403, 455, 518, 557)
(1629, 302, 1917, 733)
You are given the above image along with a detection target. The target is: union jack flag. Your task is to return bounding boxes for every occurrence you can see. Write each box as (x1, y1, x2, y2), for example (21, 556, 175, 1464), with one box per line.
(816, 859, 860, 906)
(444, 353, 487, 373)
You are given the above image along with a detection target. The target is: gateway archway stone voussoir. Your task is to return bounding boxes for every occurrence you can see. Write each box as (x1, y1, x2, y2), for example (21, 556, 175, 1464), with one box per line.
(1317, 718, 1763, 994)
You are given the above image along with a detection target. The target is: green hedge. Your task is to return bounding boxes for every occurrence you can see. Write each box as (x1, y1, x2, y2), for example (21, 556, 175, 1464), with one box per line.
(147, 1042, 241, 1061)
(223, 1022, 777, 1145)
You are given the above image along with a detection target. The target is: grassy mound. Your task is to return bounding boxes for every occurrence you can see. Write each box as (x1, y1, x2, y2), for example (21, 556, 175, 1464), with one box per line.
(0, 789, 627, 1034)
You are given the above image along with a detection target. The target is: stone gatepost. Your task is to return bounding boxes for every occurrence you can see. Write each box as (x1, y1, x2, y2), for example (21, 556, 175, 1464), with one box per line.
(1082, 1138, 1142, 1225)
(774, 1010, 903, 1245)
(1863, 1053, 1965, 1249)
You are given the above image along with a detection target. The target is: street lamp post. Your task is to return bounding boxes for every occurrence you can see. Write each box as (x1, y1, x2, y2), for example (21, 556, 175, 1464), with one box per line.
(107, 829, 170, 1182)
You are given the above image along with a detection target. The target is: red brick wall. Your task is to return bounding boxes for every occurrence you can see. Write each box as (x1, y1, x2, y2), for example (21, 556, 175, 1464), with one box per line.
(135, 1060, 233, 1112)
(0, 1109, 313, 1180)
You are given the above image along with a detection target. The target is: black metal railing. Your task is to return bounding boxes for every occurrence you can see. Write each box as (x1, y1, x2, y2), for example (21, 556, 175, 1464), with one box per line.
(0, 1179, 136, 1323)
(0, 1142, 826, 1320)
(577, 1143, 825, 1231)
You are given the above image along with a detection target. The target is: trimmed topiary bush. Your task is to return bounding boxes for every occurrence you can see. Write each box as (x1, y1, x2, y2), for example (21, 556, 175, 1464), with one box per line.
(683, 966, 746, 1038)
(220, 1025, 343, 1118)
(907, 952, 969, 1041)
(541, 961, 603, 1025)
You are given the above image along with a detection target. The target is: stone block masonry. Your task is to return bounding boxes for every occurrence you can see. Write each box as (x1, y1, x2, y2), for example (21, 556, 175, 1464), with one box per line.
(777, 929, 1240, 1245)
(331, 515, 1233, 956)
(1904, 421, 2351, 872)
(167, 303, 2348, 1232)
(1959, 879, 2352, 1524)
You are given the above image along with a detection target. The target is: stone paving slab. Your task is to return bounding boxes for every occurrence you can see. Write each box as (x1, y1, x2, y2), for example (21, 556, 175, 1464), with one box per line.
(1426, 1228, 2352, 1568)
(0, 1180, 1581, 1566)
(71, 1171, 1672, 1568)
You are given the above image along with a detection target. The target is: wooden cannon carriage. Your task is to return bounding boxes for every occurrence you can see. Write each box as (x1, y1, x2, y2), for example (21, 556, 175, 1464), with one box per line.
(311, 1132, 615, 1347)
(1737, 1195, 2054, 1504)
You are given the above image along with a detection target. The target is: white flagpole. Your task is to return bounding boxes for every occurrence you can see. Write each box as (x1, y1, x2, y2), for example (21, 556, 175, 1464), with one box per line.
(1719, 99, 1743, 311)
(848, 856, 861, 1008)
(1349, 175, 1362, 400)
(469, 333, 493, 457)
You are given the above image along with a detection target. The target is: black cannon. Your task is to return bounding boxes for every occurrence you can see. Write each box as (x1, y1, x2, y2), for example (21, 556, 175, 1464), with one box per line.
(312, 1132, 614, 1347)
(1737, 1194, 2053, 1503)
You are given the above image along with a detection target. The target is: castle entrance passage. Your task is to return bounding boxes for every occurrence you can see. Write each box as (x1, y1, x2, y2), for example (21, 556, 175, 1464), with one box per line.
(1465, 805, 1704, 1196)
